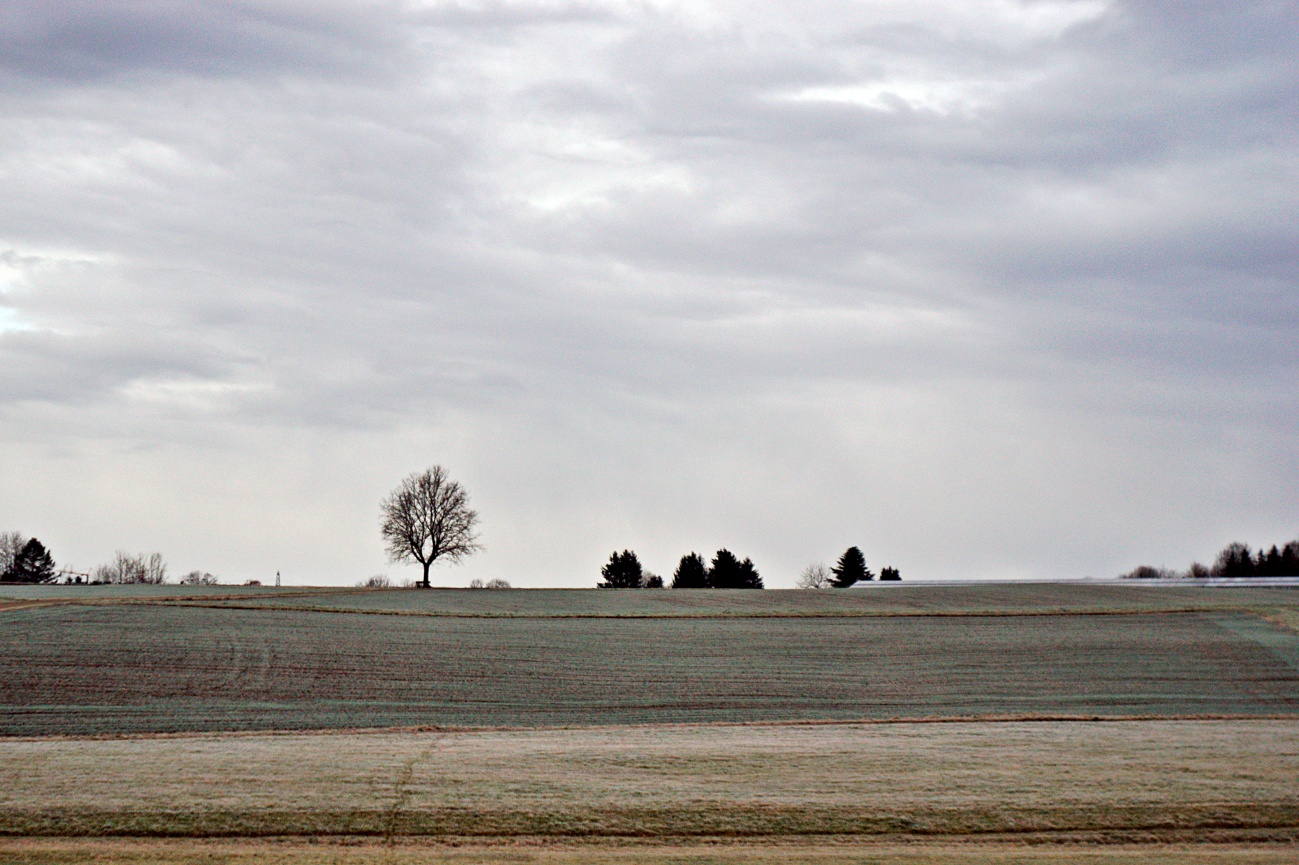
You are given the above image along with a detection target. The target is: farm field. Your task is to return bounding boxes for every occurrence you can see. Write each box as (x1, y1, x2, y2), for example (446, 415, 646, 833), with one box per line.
(2, 603, 1299, 735)
(1, 719, 1297, 858)
(6, 581, 1298, 616)
(2, 584, 1297, 861)
(5, 839, 1299, 864)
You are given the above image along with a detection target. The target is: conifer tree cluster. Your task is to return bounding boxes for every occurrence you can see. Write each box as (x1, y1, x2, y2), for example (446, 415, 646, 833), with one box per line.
(0, 534, 57, 584)
(598, 549, 763, 588)
(1121, 536, 1299, 579)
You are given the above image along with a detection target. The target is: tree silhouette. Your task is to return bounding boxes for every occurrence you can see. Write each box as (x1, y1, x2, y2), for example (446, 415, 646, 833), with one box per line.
(7, 538, 56, 584)
(1212, 542, 1254, 578)
(706, 549, 762, 589)
(0, 531, 27, 577)
(672, 552, 708, 588)
(831, 546, 872, 587)
(599, 550, 643, 588)
(380, 465, 482, 588)
(1283, 541, 1299, 575)
(879, 566, 901, 581)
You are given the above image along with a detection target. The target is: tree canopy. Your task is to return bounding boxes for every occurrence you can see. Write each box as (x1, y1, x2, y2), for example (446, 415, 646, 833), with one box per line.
(4, 538, 57, 584)
(672, 552, 708, 588)
(599, 549, 644, 588)
(1121, 536, 1299, 579)
(707, 549, 762, 589)
(380, 465, 482, 588)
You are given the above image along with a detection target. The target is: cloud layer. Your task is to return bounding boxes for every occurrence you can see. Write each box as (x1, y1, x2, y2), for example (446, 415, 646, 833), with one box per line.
(2, 0, 1296, 584)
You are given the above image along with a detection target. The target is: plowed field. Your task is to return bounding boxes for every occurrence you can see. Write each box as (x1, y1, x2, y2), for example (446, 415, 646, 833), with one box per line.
(2, 594, 1297, 735)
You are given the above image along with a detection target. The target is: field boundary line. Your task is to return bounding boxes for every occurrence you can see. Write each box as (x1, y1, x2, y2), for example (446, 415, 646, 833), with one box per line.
(67, 601, 1287, 620)
(6, 713, 1298, 743)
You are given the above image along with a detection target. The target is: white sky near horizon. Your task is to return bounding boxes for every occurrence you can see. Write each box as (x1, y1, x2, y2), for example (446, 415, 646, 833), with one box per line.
(1, 0, 1296, 587)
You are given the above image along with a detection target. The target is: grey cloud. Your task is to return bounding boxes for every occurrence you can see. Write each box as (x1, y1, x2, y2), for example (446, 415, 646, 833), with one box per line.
(1, 0, 1296, 584)
(0, 0, 404, 82)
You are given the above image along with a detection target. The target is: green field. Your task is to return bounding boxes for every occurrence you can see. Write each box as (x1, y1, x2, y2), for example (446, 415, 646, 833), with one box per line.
(2, 591, 1299, 735)
(7, 581, 1299, 614)
(2, 584, 1297, 861)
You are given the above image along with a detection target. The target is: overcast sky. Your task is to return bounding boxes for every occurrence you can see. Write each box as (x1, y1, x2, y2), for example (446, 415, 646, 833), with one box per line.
(1, 0, 1296, 586)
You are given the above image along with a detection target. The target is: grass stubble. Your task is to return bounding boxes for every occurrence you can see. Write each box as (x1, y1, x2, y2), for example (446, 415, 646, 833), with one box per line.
(2, 719, 1297, 862)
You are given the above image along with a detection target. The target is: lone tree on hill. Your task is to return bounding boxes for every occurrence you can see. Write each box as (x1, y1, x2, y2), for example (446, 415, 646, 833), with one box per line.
(6, 538, 56, 583)
(831, 546, 872, 587)
(380, 465, 482, 588)
(599, 550, 643, 588)
(708, 549, 763, 589)
(672, 552, 708, 588)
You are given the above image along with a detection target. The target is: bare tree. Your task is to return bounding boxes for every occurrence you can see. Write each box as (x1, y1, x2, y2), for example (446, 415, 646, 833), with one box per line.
(179, 570, 219, 585)
(94, 551, 167, 584)
(796, 562, 833, 589)
(380, 465, 482, 588)
(0, 531, 28, 577)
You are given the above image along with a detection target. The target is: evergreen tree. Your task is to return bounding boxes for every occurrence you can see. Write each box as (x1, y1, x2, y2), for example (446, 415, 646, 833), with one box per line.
(672, 552, 708, 588)
(708, 549, 743, 588)
(598, 549, 643, 588)
(1258, 545, 1284, 577)
(879, 566, 901, 581)
(736, 556, 763, 589)
(1211, 542, 1254, 577)
(8, 538, 56, 584)
(831, 546, 872, 587)
(1282, 540, 1299, 576)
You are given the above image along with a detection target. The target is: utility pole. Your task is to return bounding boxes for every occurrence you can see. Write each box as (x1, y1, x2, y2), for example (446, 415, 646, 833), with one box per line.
(276, 570, 281, 587)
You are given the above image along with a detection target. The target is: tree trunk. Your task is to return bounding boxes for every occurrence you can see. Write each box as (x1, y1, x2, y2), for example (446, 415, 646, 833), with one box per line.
(421, 559, 431, 589)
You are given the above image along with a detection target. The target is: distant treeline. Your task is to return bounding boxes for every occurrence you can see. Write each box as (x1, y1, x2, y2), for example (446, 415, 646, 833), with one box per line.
(1122, 537, 1299, 579)
(1, 530, 218, 585)
(598, 545, 900, 589)
(599, 549, 763, 589)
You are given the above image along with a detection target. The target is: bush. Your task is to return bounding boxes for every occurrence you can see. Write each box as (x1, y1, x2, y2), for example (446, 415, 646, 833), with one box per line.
(796, 563, 832, 589)
(1120, 565, 1180, 580)
(179, 570, 220, 585)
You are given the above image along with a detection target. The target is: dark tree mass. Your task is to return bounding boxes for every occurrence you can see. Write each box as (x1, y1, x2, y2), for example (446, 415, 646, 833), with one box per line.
(1121, 536, 1299, 579)
(599, 550, 644, 588)
(831, 546, 872, 587)
(707, 549, 762, 589)
(672, 552, 709, 588)
(3, 538, 57, 584)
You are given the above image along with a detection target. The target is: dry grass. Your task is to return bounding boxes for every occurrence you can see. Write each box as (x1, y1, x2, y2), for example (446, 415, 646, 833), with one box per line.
(1, 837, 1297, 864)
(3, 720, 1297, 839)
